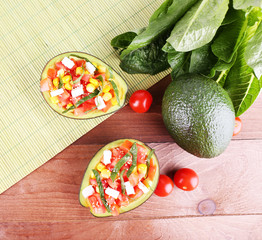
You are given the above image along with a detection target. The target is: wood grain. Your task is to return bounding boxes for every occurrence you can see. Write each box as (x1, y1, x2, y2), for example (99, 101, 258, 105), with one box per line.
(1, 75, 262, 239)
(0, 216, 261, 240)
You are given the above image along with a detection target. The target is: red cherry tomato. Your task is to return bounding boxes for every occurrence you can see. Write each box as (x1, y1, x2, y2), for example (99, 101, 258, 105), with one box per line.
(129, 90, 153, 113)
(174, 168, 199, 191)
(233, 117, 242, 136)
(154, 175, 174, 197)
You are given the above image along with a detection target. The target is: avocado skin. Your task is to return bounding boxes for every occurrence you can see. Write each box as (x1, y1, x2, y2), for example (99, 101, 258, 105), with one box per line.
(162, 74, 235, 158)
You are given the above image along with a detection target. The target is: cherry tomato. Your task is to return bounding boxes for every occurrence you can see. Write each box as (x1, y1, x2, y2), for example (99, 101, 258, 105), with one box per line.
(154, 175, 174, 197)
(129, 90, 153, 113)
(233, 117, 242, 136)
(174, 168, 199, 191)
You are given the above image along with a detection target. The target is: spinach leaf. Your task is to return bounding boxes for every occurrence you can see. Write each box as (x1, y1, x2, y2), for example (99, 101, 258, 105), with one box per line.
(233, 0, 262, 9)
(221, 5, 241, 25)
(119, 34, 169, 75)
(167, 0, 229, 52)
(224, 17, 261, 116)
(211, 10, 247, 63)
(245, 21, 262, 80)
(120, 0, 198, 59)
(111, 32, 137, 49)
(189, 43, 217, 75)
(149, 0, 174, 22)
(170, 53, 191, 80)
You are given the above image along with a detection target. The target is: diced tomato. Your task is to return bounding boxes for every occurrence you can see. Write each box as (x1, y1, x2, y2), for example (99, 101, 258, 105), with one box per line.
(47, 68, 57, 79)
(87, 193, 106, 214)
(147, 162, 156, 181)
(82, 74, 91, 82)
(58, 90, 71, 107)
(71, 96, 81, 105)
(76, 59, 86, 67)
(121, 140, 133, 151)
(94, 73, 106, 81)
(89, 178, 97, 187)
(109, 147, 128, 170)
(137, 144, 147, 164)
(107, 178, 120, 190)
(104, 195, 120, 216)
(55, 61, 66, 70)
(102, 100, 112, 113)
(116, 193, 129, 207)
(40, 78, 52, 92)
(128, 171, 139, 187)
(73, 106, 86, 116)
(129, 186, 143, 200)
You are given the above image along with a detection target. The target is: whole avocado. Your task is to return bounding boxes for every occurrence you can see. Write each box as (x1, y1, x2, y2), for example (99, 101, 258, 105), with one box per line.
(162, 74, 235, 158)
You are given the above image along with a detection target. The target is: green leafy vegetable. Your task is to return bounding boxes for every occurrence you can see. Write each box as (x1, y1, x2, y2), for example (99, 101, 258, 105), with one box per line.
(233, 0, 262, 9)
(92, 169, 111, 212)
(110, 153, 131, 182)
(120, 0, 198, 58)
(224, 14, 261, 116)
(245, 21, 262, 79)
(211, 10, 247, 63)
(167, 0, 229, 52)
(111, 32, 137, 49)
(126, 143, 137, 178)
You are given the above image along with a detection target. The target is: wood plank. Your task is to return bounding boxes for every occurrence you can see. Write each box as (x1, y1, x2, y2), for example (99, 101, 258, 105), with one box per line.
(1, 140, 261, 222)
(74, 75, 262, 145)
(0, 215, 261, 240)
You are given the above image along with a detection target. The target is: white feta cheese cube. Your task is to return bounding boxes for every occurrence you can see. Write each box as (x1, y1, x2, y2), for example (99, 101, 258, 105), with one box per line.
(86, 62, 96, 75)
(103, 150, 112, 165)
(62, 57, 75, 69)
(95, 96, 106, 110)
(71, 85, 84, 98)
(56, 69, 64, 77)
(105, 187, 120, 199)
(50, 88, 64, 97)
(82, 185, 95, 198)
(124, 181, 135, 195)
(138, 181, 149, 194)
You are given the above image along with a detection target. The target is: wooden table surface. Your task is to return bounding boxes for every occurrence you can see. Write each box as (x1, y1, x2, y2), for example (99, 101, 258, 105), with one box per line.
(1, 75, 262, 239)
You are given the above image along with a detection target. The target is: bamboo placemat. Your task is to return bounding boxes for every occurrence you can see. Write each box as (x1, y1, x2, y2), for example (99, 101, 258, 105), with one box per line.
(0, 0, 169, 194)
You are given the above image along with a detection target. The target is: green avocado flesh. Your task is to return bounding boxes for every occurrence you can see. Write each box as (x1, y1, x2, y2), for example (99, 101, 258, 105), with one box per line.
(41, 52, 128, 119)
(79, 139, 160, 217)
(162, 74, 235, 158)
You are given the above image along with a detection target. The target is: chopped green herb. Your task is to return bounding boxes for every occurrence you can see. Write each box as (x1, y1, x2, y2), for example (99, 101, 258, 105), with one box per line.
(108, 68, 120, 106)
(73, 66, 85, 84)
(92, 169, 111, 213)
(146, 149, 155, 178)
(110, 153, 131, 182)
(126, 143, 137, 178)
(62, 89, 99, 114)
(120, 169, 126, 195)
(58, 74, 63, 89)
(96, 75, 104, 92)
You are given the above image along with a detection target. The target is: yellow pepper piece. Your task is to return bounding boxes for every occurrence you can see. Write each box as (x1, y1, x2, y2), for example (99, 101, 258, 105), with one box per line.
(101, 169, 111, 179)
(103, 92, 112, 102)
(76, 67, 84, 75)
(50, 96, 59, 104)
(96, 163, 105, 172)
(62, 75, 72, 83)
(90, 171, 95, 179)
(64, 82, 72, 90)
(89, 78, 99, 87)
(111, 97, 118, 106)
(66, 103, 73, 109)
(138, 164, 147, 176)
(53, 77, 59, 88)
(102, 85, 111, 93)
(97, 65, 106, 73)
(86, 83, 96, 93)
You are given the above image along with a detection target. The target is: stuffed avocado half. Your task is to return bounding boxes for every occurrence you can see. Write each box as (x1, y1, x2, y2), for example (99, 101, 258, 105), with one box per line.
(40, 52, 128, 119)
(79, 139, 160, 217)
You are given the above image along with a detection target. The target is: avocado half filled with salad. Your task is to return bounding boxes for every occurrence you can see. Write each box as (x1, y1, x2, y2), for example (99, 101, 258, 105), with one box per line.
(40, 52, 128, 119)
(79, 139, 159, 217)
